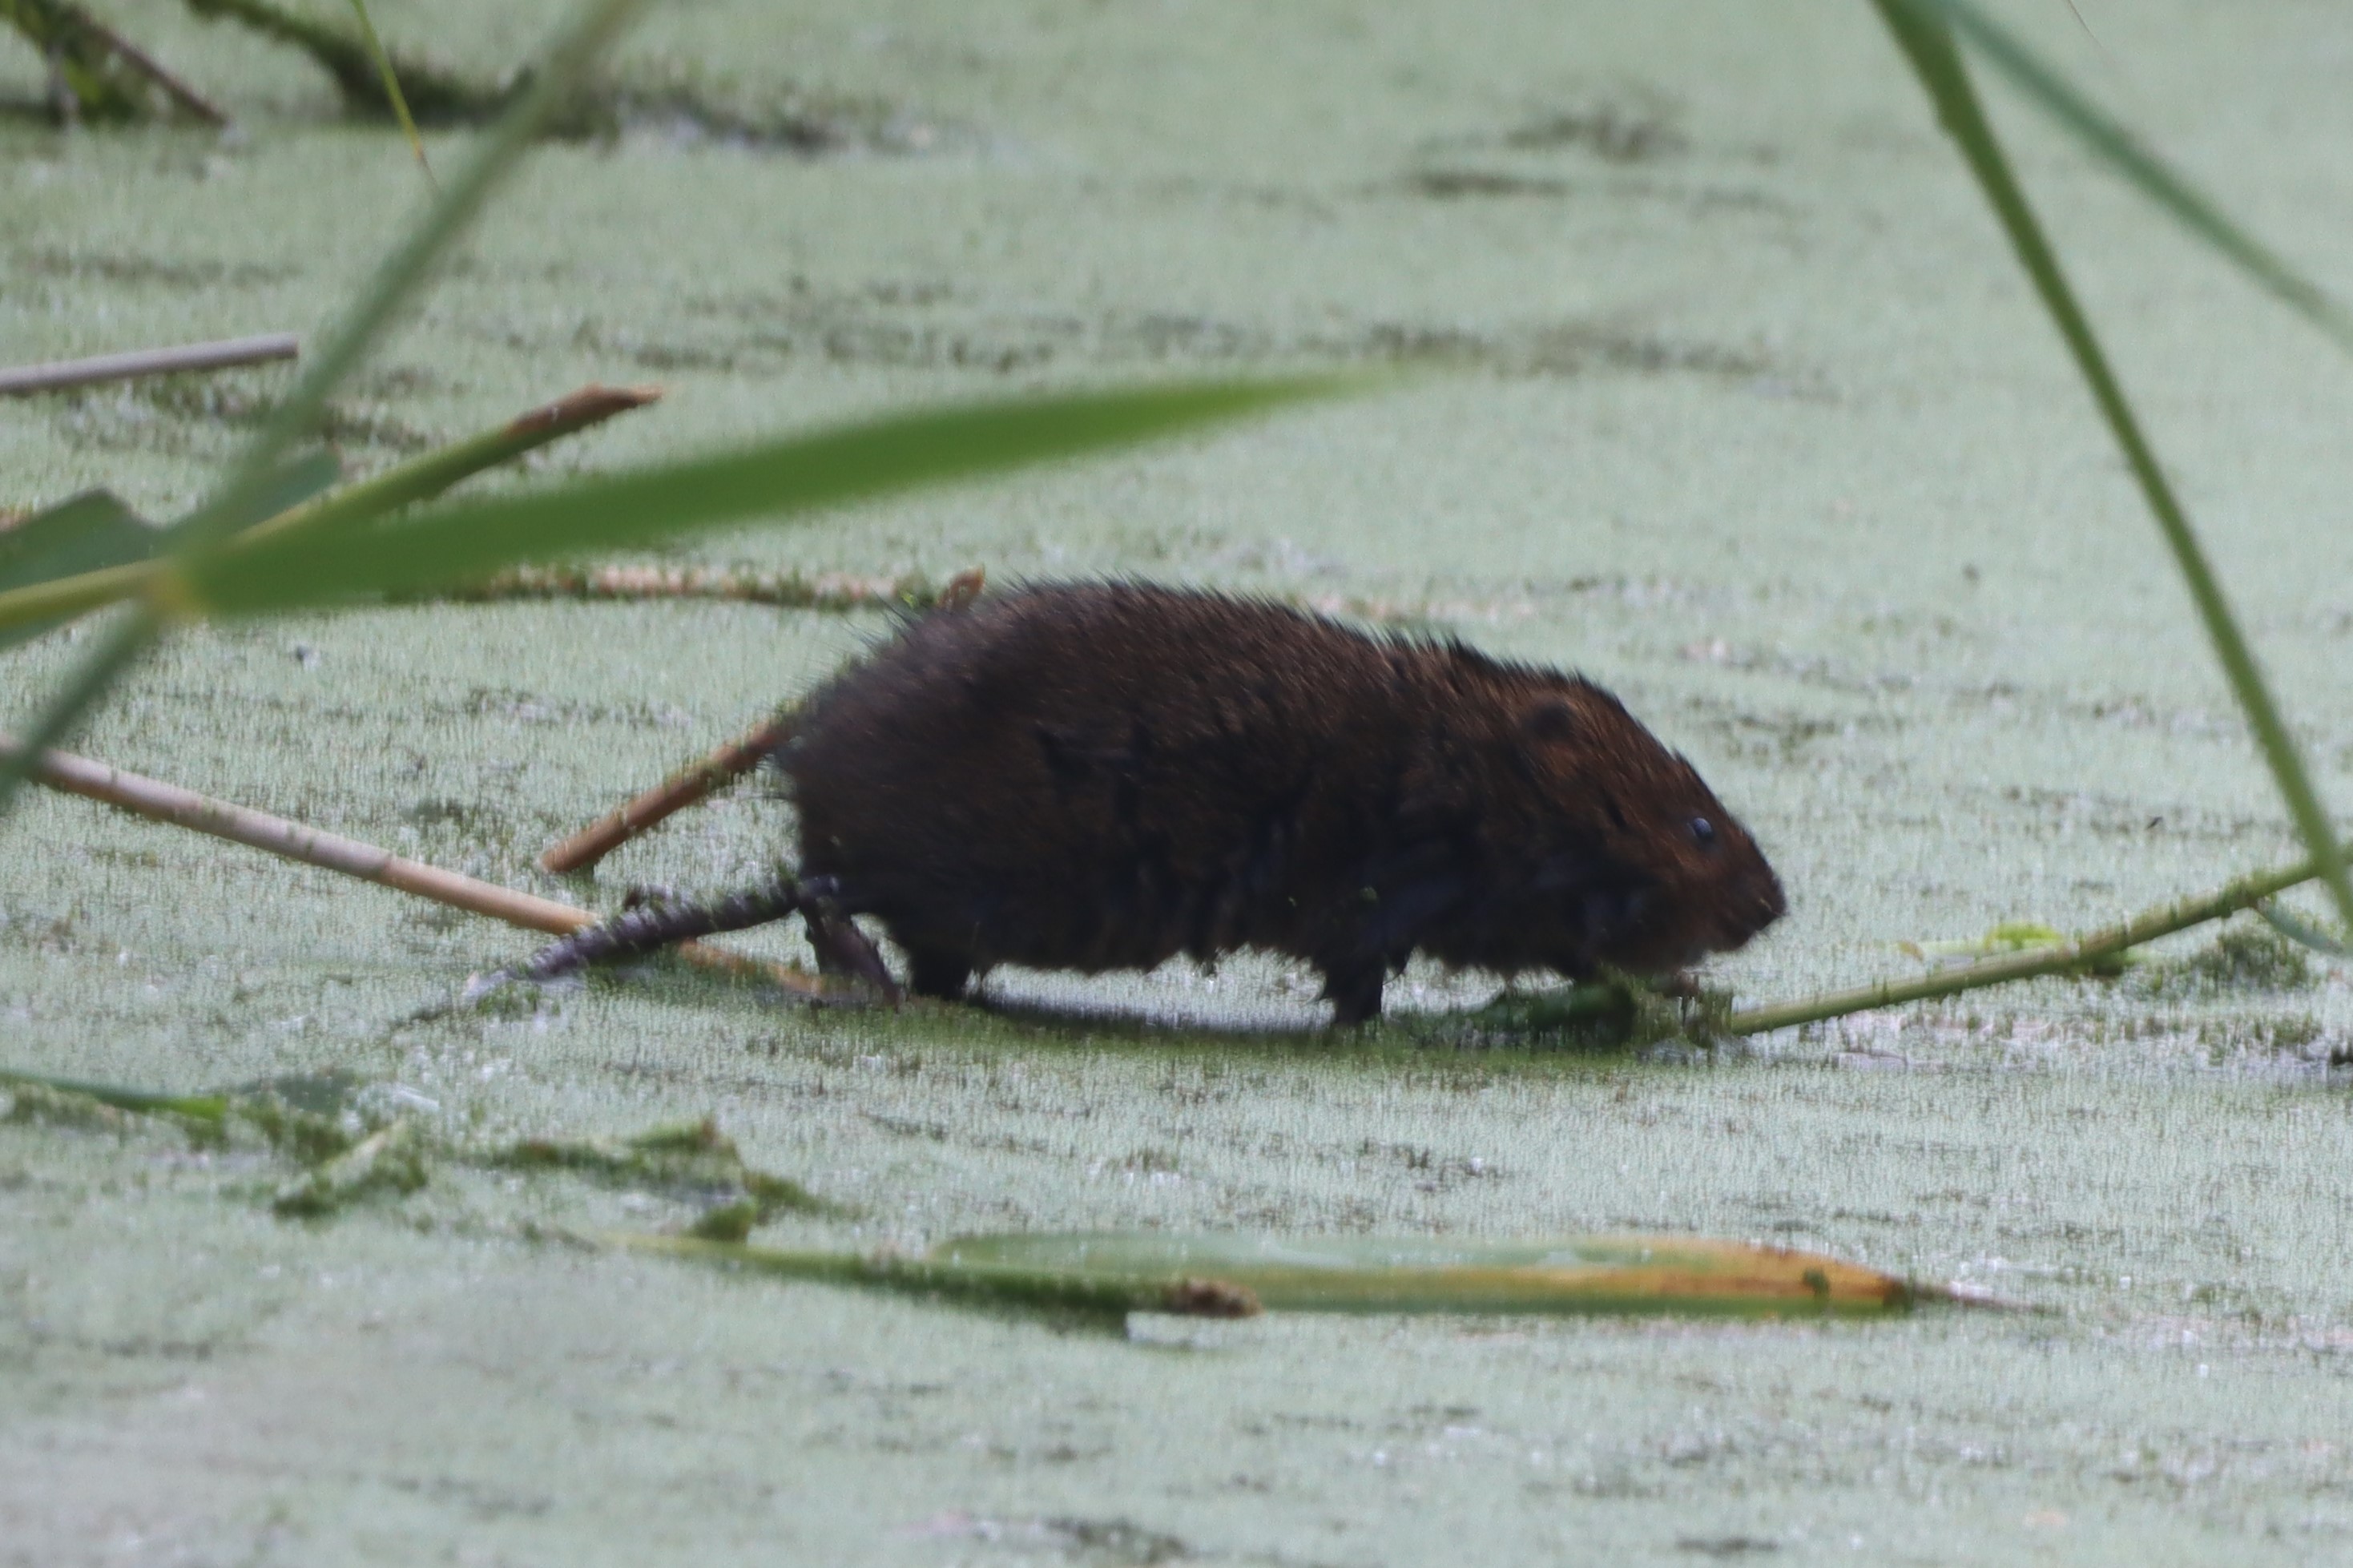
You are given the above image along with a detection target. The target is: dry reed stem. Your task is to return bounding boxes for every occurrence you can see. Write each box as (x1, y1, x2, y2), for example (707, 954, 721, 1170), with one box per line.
(441, 563, 965, 613)
(0, 333, 299, 396)
(1, 734, 824, 997)
(533, 568, 985, 874)
(241, 381, 661, 545)
(538, 710, 797, 874)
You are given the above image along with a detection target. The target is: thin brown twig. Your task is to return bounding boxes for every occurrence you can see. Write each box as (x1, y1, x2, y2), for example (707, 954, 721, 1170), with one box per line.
(533, 568, 985, 875)
(68, 5, 232, 123)
(1, 733, 825, 998)
(539, 709, 799, 875)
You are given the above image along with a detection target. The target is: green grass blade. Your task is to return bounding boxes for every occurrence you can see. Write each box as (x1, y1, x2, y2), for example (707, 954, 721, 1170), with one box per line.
(344, 0, 433, 184)
(1872, 0, 2353, 933)
(188, 377, 1354, 614)
(0, 1065, 231, 1123)
(0, 0, 645, 824)
(1919, 0, 2353, 355)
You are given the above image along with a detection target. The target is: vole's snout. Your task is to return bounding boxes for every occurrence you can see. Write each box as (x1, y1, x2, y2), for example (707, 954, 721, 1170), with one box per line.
(1722, 866, 1787, 949)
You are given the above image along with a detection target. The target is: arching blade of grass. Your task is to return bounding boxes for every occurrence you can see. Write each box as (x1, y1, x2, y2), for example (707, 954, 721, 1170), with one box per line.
(1872, 0, 2353, 933)
(1914, 0, 2353, 355)
(618, 1230, 1974, 1324)
(0, 0, 646, 824)
(344, 0, 431, 183)
(182, 377, 1352, 615)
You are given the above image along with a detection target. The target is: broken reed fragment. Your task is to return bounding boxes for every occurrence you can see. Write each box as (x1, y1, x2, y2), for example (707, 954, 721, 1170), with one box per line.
(0, 734, 826, 997)
(0, 333, 297, 397)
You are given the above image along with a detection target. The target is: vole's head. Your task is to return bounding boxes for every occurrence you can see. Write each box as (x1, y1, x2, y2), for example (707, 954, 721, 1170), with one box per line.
(1515, 682, 1785, 977)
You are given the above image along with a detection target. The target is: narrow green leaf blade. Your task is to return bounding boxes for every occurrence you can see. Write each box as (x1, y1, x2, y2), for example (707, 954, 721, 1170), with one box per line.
(1920, 0, 2353, 354)
(1872, 0, 2353, 934)
(191, 377, 1355, 615)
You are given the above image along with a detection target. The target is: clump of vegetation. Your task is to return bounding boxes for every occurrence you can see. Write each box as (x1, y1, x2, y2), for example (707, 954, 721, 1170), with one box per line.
(482, 1115, 838, 1223)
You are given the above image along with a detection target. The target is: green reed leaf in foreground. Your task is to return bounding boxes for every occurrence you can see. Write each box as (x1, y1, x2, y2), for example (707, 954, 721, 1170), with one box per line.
(1871, 0, 2353, 934)
(0, 0, 645, 824)
(182, 377, 1353, 615)
(617, 1229, 1951, 1322)
(1913, 0, 2353, 355)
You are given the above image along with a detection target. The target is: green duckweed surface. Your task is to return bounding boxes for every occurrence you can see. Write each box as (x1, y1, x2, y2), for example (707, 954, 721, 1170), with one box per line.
(6, 2, 2353, 1561)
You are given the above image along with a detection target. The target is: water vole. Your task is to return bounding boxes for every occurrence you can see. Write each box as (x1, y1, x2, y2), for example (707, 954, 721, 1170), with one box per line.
(526, 582, 1785, 1023)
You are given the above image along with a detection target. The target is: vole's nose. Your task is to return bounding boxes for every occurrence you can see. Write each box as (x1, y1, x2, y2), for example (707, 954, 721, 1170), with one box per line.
(1734, 869, 1787, 941)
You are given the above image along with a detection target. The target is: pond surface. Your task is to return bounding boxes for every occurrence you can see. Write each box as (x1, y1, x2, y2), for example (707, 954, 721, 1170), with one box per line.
(6, 2, 2353, 1561)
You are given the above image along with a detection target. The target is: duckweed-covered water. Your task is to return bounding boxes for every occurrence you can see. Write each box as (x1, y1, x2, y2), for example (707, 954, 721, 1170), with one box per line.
(6, 2, 2353, 1561)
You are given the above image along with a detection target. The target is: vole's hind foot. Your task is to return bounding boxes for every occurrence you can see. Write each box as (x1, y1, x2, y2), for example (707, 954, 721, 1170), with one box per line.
(520, 875, 806, 981)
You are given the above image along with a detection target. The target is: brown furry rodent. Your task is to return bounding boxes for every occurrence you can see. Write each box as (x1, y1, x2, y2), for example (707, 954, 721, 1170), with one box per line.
(526, 582, 1784, 1024)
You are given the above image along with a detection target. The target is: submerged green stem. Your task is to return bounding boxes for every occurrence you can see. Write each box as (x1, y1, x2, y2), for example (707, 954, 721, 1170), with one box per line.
(1728, 857, 2320, 1036)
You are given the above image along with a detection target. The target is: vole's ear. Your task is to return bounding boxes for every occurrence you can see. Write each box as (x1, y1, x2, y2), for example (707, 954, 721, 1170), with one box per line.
(1521, 699, 1581, 745)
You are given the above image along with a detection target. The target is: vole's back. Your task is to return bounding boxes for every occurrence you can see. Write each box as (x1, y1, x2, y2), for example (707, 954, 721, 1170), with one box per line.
(784, 582, 1781, 1022)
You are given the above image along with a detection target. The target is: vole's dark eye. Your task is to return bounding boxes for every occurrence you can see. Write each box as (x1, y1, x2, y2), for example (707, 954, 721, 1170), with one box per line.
(1690, 816, 1717, 848)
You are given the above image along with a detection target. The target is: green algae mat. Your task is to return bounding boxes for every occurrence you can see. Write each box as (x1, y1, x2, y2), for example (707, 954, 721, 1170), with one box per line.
(7, 2, 2353, 1562)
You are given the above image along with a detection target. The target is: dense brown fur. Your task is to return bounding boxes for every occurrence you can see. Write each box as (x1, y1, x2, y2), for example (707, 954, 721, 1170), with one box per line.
(776, 582, 1783, 1023)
